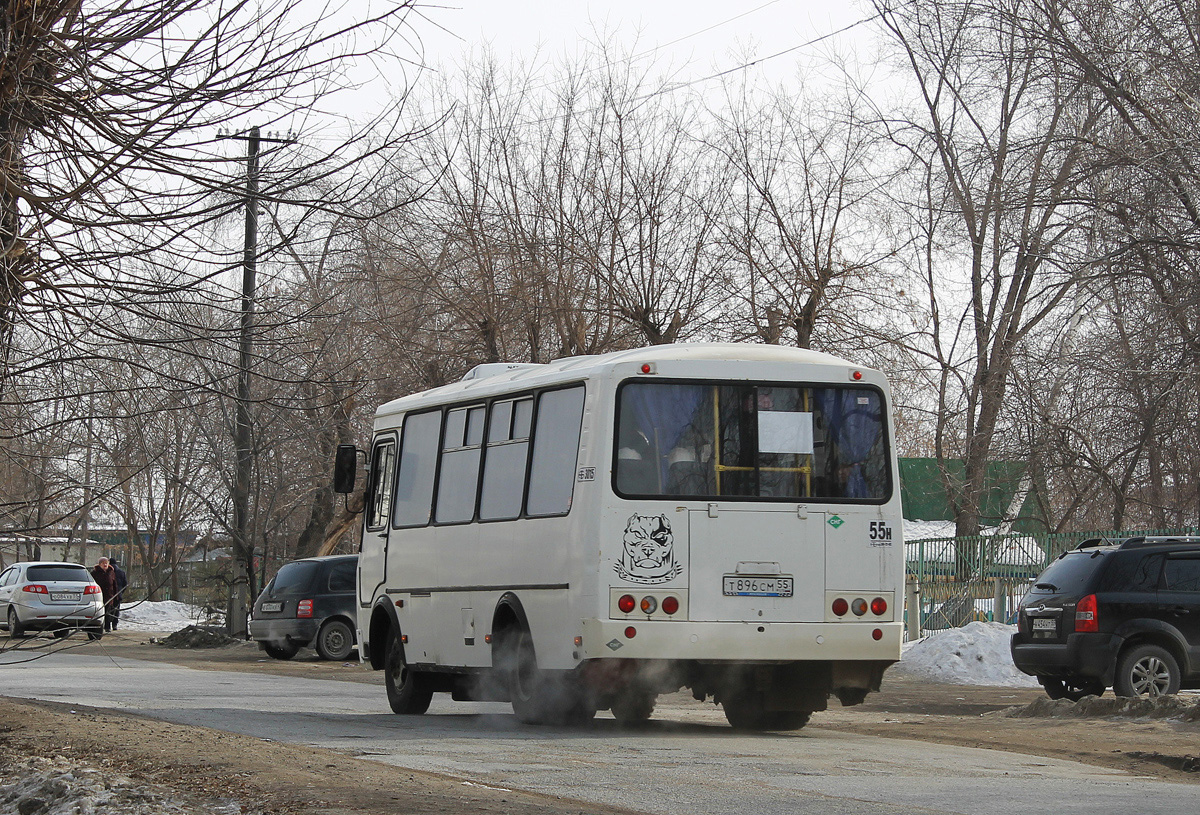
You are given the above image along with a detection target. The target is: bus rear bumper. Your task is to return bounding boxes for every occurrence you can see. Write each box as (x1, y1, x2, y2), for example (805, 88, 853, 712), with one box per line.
(578, 619, 903, 662)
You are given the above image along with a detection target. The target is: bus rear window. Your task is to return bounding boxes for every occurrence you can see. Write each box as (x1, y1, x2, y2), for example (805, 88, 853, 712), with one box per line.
(614, 381, 890, 501)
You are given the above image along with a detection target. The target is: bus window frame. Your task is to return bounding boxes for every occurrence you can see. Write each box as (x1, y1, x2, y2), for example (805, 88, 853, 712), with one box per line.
(390, 408, 444, 530)
(389, 381, 588, 530)
(524, 384, 587, 519)
(611, 377, 893, 505)
(478, 395, 535, 522)
(434, 402, 489, 525)
(364, 433, 398, 533)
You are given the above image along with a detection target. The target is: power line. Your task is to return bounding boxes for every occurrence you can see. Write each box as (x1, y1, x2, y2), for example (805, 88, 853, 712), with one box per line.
(638, 12, 881, 101)
(296, 5, 877, 143)
(465, 10, 883, 136)
(483, 0, 791, 103)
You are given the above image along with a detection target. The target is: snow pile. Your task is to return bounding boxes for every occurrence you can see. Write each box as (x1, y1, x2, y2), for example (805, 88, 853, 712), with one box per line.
(0, 755, 249, 815)
(118, 600, 221, 633)
(898, 621, 1038, 687)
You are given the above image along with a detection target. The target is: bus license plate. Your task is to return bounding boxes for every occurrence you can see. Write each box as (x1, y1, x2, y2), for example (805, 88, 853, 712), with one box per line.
(723, 576, 793, 597)
(260, 601, 283, 613)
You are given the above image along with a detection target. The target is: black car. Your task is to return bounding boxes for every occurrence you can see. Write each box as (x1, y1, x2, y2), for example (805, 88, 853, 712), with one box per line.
(1011, 536, 1200, 700)
(249, 554, 358, 661)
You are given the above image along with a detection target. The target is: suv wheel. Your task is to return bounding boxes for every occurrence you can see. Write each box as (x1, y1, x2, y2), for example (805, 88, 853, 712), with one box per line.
(1114, 644, 1181, 698)
(1038, 676, 1104, 701)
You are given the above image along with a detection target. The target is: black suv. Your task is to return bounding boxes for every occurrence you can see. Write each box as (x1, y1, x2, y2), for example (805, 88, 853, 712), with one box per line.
(1011, 536, 1200, 700)
(249, 555, 358, 661)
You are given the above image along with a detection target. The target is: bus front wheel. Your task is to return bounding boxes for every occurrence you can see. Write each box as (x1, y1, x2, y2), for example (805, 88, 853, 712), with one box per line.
(385, 632, 432, 715)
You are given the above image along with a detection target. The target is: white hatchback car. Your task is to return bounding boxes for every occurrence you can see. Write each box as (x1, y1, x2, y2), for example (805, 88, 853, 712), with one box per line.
(0, 561, 105, 639)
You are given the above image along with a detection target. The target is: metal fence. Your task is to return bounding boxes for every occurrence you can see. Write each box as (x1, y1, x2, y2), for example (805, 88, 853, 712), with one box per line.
(904, 527, 1199, 637)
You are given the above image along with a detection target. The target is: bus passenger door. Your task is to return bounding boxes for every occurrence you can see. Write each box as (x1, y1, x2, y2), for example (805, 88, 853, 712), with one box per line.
(358, 436, 397, 609)
(687, 507, 826, 623)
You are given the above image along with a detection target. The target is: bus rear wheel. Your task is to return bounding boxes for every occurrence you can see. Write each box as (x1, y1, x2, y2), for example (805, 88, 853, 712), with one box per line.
(507, 627, 547, 724)
(722, 694, 811, 731)
(610, 690, 657, 725)
(385, 632, 432, 715)
(503, 626, 594, 726)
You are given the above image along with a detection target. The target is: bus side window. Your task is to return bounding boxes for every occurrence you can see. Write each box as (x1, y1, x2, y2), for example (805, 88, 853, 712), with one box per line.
(436, 405, 485, 524)
(393, 410, 442, 528)
(365, 440, 396, 530)
(480, 397, 532, 521)
(526, 386, 585, 517)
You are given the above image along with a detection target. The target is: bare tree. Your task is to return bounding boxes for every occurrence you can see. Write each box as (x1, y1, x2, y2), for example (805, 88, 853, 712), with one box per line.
(879, 0, 1105, 536)
(0, 0, 425, 388)
(0, 0, 432, 637)
(362, 47, 728, 379)
(1039, 0, 1200, 353)
(709, 74, 899, 351)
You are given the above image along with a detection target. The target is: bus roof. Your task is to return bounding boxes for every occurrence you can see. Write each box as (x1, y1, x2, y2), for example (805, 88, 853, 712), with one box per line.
(375, 342, 877, 420)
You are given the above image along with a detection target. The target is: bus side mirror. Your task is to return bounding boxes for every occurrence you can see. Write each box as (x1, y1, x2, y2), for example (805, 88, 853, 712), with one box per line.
(333, 444, 358, 493)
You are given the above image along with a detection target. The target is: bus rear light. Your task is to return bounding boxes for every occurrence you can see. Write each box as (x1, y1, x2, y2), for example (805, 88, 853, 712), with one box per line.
(1075, 594, 1098, 633)
(851, 598, 868, 616)
(618, 594, 636, 613)
(871, 597, 888, 616)
(662, 596, 680, 615)
(872, 628, 883, 641)
(574, 636, 583, 647)
(851, 370, 863, 381)
(624, 626, 637, 638)
(297, 599, 313, 618)
(639, 363, 655, 374)
(640, 596, 658, 614)
(831, 597, 849, 616)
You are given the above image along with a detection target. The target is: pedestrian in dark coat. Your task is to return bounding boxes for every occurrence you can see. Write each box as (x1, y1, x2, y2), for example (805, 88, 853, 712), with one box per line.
(90, 557, 119, 632)
(110, 557, 129, 630)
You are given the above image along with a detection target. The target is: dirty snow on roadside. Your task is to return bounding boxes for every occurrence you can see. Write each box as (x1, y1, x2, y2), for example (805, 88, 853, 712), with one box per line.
(0, 756, 253, 815)
(897, 621, 1039, 687)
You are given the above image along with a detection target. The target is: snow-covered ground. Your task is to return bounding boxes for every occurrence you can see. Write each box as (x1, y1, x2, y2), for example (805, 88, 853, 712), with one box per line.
(117, 600, 224, 632)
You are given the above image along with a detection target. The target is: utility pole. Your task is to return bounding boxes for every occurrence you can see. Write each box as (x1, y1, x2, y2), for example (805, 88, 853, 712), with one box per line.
(219, 126, 293, 637)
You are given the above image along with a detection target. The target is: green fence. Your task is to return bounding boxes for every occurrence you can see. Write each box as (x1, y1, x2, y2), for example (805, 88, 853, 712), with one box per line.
(904, 527, 1199, 636)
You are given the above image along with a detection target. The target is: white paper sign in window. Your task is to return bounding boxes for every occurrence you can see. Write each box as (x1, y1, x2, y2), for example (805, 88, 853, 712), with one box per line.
(758, 411, 814, 454)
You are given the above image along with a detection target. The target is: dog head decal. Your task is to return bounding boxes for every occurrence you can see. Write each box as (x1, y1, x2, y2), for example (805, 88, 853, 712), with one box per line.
(616, 514, 681, 584)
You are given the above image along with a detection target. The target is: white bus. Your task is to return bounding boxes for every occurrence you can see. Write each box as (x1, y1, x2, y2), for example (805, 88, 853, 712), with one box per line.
(334, 343, 904, 729)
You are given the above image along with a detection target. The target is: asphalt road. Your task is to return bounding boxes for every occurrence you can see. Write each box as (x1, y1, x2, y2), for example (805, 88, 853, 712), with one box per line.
(3, 650, 1195, 815)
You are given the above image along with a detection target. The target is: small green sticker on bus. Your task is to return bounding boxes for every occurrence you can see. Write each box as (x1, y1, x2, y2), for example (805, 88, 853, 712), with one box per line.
(828, 515, 845, 529)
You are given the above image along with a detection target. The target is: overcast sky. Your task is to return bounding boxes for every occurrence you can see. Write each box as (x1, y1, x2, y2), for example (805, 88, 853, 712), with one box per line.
(410, 0, 874, 81)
